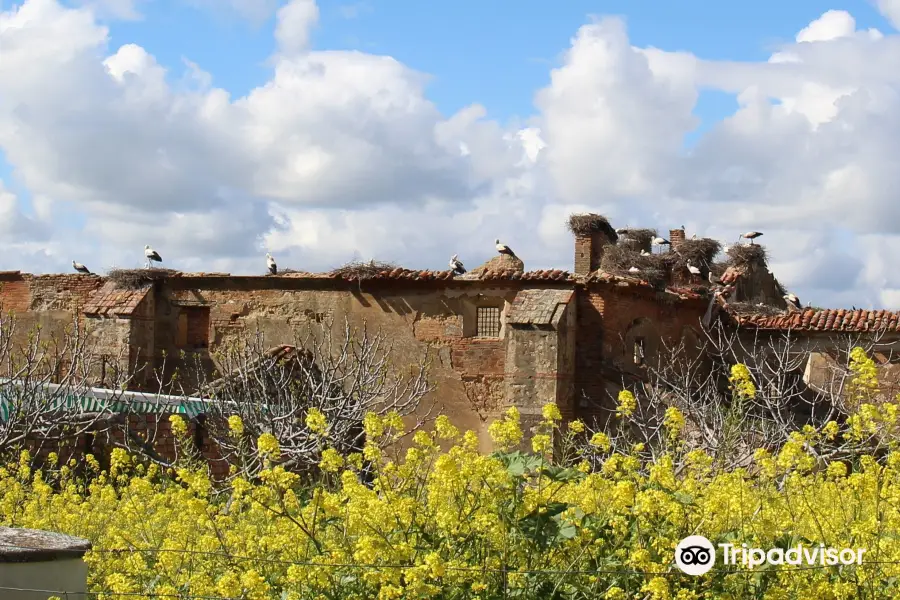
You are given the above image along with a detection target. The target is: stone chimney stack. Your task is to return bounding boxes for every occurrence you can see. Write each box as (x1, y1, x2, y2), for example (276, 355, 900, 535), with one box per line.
(571, 214, 616, 276)
(669, 228, 686, 250)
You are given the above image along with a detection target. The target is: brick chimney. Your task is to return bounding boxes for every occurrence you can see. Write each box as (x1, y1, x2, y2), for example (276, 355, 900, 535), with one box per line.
(570, 214, 617, 276)
(574, 231, 614, 276)
(669, 228, 686, 250)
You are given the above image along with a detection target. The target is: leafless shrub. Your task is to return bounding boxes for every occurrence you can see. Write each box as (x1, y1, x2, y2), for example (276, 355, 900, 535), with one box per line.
(0, 308, 137, 459)
(191, 316, 435, 478)
(580, 317, 893, 473)
(107, 268, 180, 290)
(329, 260, 400, 280)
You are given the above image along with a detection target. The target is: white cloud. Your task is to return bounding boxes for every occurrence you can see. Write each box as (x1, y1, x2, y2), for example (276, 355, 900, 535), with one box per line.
(1, 1, 900, 308)
(877, 0, 900, 30)
(795, 10, 856, 43)
(274, 0, 319, 55)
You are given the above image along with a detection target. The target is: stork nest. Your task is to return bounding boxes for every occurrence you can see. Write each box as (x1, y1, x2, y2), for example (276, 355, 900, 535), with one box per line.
(617, 228, 658, 251)
(329, 260, 400, 279)
(107, 268, 181, 290)
(669, 238, 723, 270)
(600, 245, 670, 289)
(567, 213, 618, 241)
(727, 301, 785, 317)
(726, 243, 768, 268)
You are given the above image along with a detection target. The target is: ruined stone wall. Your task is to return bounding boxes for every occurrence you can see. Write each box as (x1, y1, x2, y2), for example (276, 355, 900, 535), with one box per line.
(157, 279, 524, 449)
(574, 284, 707, 426)
(0, 273, 102, 331)
(0, 273, 105, 379)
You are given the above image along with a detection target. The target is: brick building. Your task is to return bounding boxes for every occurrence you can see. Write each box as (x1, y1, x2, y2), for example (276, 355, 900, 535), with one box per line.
(2, 216, 899, 460)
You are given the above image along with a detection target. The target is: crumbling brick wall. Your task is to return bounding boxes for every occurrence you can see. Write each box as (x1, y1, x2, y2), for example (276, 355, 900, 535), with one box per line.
(574, 283, 707, 426)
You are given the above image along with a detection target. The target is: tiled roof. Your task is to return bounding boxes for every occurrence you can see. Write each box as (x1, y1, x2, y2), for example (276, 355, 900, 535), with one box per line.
(731, 308, 900, 332)
(508, 289, 574, 325)
(587, 272, 706, 300)
(82, 282, 151, 317)
(177, 268, 577, 282)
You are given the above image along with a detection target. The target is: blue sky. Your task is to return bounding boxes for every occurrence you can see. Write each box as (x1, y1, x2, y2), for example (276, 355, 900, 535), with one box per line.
(85, 0, 893, 124)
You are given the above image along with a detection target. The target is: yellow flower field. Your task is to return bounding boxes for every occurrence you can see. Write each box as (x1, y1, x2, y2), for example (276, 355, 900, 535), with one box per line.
(2, 351, 900, 599)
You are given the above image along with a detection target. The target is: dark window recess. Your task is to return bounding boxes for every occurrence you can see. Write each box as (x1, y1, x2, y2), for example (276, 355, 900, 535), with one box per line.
(633, 337, 645, 366)
(194, 415, 206, 453)
(476, 306, 501, 338)
(178, 307, 211, 349)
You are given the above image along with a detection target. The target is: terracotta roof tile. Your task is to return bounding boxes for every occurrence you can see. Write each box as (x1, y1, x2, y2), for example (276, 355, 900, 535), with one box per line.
(329, 268, 576, 282)
(83, 282, 151, 317)
(731, 308, 900, 332)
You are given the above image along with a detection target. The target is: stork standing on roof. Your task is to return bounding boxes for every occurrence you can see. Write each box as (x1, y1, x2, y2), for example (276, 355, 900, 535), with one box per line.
(266, 253, 277, 275)
(495, 239, 516, 257)
(651, 236, 670, 254)
(449, 254, 466, 275)
(740, 231, 763, 245)
(686, 260, 701, 280)
(144, 245, 162, 269)
(72, 261, 91, 274)
(615, 227, 629, 235)
(784, 293, 802, 310)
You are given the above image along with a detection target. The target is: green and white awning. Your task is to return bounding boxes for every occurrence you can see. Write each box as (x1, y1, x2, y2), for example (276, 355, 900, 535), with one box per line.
(0, 379, 210, 421)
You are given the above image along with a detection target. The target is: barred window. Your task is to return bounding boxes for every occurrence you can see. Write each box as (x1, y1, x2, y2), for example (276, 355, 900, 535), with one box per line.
(476, 306, 501, 338)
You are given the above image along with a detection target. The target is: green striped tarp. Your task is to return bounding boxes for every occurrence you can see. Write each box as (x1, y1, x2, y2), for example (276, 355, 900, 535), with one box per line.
(0, 381, 210, 422)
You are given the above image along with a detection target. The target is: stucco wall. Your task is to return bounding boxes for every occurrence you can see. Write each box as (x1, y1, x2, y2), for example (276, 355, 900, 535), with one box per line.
(0, 558, 88, 600)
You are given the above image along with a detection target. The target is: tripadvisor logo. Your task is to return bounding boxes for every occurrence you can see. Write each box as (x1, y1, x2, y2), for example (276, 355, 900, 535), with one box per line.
(674, 536, 867, 575)
(675, 535, 716, 575)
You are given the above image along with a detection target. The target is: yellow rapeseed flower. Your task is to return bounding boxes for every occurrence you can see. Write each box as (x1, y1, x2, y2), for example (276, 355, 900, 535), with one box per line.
(305, 408, 328, 434)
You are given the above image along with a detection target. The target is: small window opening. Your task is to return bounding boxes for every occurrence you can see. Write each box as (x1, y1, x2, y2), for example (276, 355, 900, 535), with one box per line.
(476, 306, 501, 338)
(633, 337, 645, 366)
(177, 307, 211, 349)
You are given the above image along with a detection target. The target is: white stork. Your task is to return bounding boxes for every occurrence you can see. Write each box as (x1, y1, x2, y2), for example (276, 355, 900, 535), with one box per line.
(266, 253, 277, 275)
(495, 239, 515, 257)
(449, 254, 466, 275)
(741, 231, 763, 244)
(640, 249, 651, 256)
(615, 228, 629, 235)
(628, 266, 640, 274)
(708, 271, 723, 286)
(144, 245, 163, 268)
(686, 261, 701, 278)
(784, 293, 802, 310)
(651, 237, 670, 254)
(72, 261, 91, 274)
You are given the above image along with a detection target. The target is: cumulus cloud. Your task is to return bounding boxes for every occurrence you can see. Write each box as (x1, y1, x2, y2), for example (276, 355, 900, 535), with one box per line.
(274, 0, 319, 55)
(1, 0, 899, 308)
